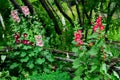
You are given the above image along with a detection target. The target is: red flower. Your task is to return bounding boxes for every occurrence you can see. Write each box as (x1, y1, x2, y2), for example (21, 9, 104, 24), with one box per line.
(74, 30, 84, 46)
(14, 33, 20, 39)
(23, 33, 27, 38)
(16, 39, 21, 44)
(100, 25, 104, 30)
(22, 40, 30, 45)
(93, 16, 104, 32)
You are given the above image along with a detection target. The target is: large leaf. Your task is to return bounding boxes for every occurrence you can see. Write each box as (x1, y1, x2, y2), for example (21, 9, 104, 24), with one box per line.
(35, 58, 45, 65)
(88, 45, 98, 55)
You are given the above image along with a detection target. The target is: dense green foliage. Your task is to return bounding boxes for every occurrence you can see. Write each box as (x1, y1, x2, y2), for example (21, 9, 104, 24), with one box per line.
(0, 0, 120, 80)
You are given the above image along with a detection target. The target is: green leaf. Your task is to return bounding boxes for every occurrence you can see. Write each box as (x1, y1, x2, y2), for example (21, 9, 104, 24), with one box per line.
(89, 66, 97, 73)
(88, 33, 98, 39)
(100, 63, 107, 74)
(88, 46, 98, 55)
(20, 52, 27, 57)
(113, 71, 119, 79)
(72, 47, 79, 53)
(73, 76, 82, 80)
(20, 57, 29, 62)
(27, 61, 34, 69)
(1, 55, 6, 62)
(73, 59, 80, 68)
(46, 54, 54, 62)
(10, 63, 19, 69)
(14, 52, 20, 56)
(35, 58, 45, 65)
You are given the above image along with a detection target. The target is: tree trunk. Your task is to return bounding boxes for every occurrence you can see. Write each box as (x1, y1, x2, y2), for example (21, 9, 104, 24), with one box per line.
(39, 0, 61, 35)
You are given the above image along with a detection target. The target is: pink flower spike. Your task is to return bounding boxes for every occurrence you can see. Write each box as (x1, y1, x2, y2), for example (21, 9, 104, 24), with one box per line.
(100, 25, 104, 30)
(36, 40, 44, 47)
(21, 6, 30, 17)
(11, 10, 21, 23)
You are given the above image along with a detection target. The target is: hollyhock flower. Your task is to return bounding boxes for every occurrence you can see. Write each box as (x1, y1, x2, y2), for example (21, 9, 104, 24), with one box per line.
(36, 40, 44, 47)
(93, 25, 98, 32)
(16, 39, 21, 44)
(34, 35, 44, 47)
(100, 25, 104, 30)
(21, 40, 30, 45)
(74, 30, 84, 46)
(93, 16, 104, 32)
(21, 6, 30, 17)
(34, 35, 42, 40)
(14, 33, 20, 39)
(11, 10, 20, 23)
(23, 33, 27, 38)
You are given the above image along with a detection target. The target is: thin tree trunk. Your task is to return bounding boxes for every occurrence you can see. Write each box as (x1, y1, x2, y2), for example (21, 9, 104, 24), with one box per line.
(39, 0, 61, 35)
(54, 0, 74, 26)
(9, 0, 22, 13)
(66, 0, 75, 19)
(46, 0, 61, 21)
(75, 0, 82, 27)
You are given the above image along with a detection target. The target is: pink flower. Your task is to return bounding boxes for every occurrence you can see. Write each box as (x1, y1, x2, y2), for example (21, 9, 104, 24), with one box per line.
(16, 39, 21, 44)
(23, 33, 27, 38)
(21, 6, 30, 17)
(36, 40, 44, 47)
(11, 10, 20, 23)
(93, 16, 104, 32)
(100, 25, 104, 30)
(74, 30, 84, 46)
(34, 35, 44, 47)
